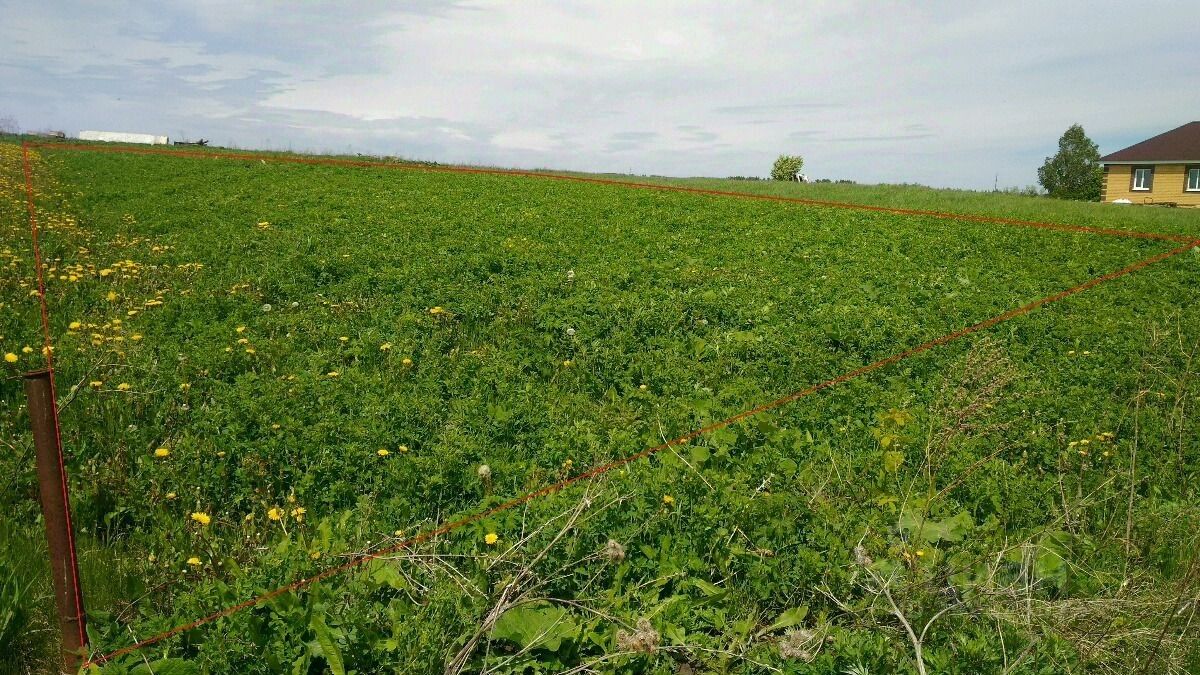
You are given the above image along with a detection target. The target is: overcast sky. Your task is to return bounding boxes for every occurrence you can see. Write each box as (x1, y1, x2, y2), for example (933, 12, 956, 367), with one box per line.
(2, 1, 1196, 189)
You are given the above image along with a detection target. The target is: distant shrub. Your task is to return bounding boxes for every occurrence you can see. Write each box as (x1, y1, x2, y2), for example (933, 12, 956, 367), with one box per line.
(999, 185, 1044, 197)
(770, 155, 804, 181)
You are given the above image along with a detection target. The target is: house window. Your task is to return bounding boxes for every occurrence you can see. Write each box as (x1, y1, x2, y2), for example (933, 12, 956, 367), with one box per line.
(1187, 167, 1200, 192)
(1132, 167, 1153, 191)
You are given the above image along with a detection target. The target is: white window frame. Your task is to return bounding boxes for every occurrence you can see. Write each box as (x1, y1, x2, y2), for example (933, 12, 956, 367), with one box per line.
(1187, 167, 1200, 192)
(1132, 167, 1153, 191)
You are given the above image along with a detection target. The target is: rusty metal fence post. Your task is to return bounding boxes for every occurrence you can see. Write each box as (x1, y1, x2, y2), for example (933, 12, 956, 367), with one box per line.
(24, 368, 88, 673)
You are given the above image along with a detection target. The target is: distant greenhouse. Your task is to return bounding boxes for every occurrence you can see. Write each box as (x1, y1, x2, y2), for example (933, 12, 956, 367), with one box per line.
(78, 130, 169, 145)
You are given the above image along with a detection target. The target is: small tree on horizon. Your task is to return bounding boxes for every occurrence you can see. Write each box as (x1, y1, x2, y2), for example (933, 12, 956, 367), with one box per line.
(1038, 124, 1102, 201)
(771, 154, 804, 181)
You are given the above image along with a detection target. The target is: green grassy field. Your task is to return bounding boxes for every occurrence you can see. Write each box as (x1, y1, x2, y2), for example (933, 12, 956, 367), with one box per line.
(2, 141, 1199, 674)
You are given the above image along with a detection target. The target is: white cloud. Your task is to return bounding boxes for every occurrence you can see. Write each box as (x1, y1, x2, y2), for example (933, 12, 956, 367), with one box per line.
(491, 130, 560, 153)
(1, 0, 1197, 188)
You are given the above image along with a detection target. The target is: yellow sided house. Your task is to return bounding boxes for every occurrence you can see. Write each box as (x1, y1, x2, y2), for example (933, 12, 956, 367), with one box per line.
(1100, 122, 1200, 206)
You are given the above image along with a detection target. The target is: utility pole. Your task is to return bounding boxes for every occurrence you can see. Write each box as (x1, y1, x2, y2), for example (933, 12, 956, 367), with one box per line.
(24, 369, 88, 672)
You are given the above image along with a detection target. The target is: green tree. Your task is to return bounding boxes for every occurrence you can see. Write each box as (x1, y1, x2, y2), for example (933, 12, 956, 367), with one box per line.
(770, 154, 804, 181)
(1037, 124, 1102, 200)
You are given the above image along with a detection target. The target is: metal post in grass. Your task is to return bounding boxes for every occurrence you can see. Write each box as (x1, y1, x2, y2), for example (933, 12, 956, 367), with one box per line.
(23, 369, 88, 673)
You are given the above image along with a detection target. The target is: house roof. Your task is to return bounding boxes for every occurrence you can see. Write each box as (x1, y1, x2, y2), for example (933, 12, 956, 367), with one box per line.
(1100, 122, 1200, 163)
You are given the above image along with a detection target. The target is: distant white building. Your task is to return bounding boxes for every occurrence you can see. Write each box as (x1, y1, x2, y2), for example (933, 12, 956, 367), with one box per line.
(79, 130, 169, 145)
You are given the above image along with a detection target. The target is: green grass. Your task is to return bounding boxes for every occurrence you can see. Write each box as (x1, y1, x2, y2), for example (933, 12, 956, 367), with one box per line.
(597, 173, 1200, 239)
(2, 141, 1199, 673)
(0, 523, 144, 675)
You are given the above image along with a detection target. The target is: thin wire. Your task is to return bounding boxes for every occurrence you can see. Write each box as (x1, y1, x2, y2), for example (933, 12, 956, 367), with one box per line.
(82, 239, 1199, 667)
(21, 141, 88, 648)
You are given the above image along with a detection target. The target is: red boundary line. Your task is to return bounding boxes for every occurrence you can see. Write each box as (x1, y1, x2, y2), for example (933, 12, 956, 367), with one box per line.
(18, 141, 1197, 666)
(82, 239, 1198, 667)
(28, 141, 1192, 245)
(19, 142, 88, 649)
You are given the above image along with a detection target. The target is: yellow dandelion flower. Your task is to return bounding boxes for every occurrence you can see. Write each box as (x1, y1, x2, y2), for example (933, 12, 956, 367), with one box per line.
(165, 492, 177, 499)
(327, 371, 340, 378)
(338, 336, 349, 342)
(377, 448, 390, 457)
(662, 495, 675, 506)
(380, 342, 393, 351)
(562, 359, 573, 367)
(267, 507, 282, 521)
(290, 507, 306, 521)
(131, 334, 143, 341)
(190, 512, 211, 526)
(179, 383, 190, 391)
(89, 381, 103, 388)
(117, 383, 132, 391)
(398, 444, 409, 453)
(186, 557, 202, 566)
(154, 447, 170, 458)
(21, 346, 33, 354)
(106, 291, 118, 302)
(309, 550, 321, 560)
(69, 321, 82, 330)
(401, 357, 413, 367)
(484, 532, 499, 545)
(236, 326, 246, 333)
(3, 353, 16, 363)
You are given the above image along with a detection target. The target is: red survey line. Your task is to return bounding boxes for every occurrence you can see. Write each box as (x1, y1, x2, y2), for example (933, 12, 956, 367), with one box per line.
(82, 238, 1199, 667)
(30, 141, 1191, 245)
(20, 142, 88, 649)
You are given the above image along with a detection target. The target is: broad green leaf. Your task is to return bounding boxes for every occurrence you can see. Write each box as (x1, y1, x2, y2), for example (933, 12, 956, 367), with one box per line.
(691, 578, 725, 598)
(368, 559, 408, 590)
(899, 509, 974, 543)
(310, 614, 346, 675)
(490, 601, 579, 652)
(761, 606, 809, 635)
(883, 450, 905, 473)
